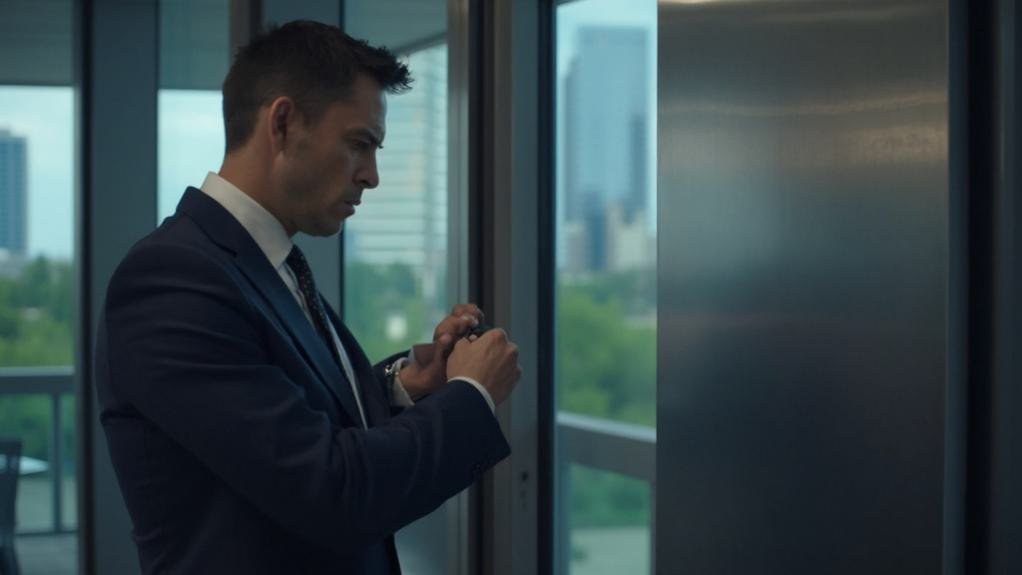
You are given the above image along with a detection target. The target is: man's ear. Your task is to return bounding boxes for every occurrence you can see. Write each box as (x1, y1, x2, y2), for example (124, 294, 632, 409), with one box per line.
(267, 96, 296, 154)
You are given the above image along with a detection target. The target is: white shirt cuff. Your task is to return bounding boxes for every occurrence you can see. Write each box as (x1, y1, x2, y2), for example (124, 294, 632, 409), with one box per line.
(449, 376, 495, 413)
(391, 377, 415, 408)
(391, 357, 415, 408)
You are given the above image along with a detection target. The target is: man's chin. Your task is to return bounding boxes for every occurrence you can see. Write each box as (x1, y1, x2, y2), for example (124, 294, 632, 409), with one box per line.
(303, 219, 344, 237)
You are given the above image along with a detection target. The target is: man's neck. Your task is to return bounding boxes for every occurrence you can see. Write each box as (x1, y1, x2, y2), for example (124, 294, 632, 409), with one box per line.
(218, 157, 297, 237)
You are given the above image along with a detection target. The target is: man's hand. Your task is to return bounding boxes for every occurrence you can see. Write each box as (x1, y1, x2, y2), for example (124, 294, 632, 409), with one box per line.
(398, 304, 485, 400)
(446, 329, 521, 406)
(433, 303, 485, 344)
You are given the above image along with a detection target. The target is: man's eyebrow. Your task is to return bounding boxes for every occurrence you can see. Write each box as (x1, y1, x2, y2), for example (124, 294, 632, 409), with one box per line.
(350, 127, 384, 147)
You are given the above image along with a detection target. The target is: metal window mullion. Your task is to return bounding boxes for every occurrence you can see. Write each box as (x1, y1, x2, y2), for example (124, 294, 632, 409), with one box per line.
(448, 0, 473, 573)
(479, 3, 544, 574)
(51, 391, 63, 532)
(83, 0, 161, 573)
(229, 0, 261, 60)
(537, 0, 556, 573)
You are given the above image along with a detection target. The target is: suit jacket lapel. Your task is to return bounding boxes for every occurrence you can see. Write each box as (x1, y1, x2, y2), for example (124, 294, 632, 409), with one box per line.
(176, 188, 363, 425)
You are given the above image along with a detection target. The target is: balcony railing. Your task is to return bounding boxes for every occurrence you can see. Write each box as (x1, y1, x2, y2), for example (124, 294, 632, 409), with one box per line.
(556, 411, 656, 574)
(0, 366, 75, 535)
(557, 412, 655, 482)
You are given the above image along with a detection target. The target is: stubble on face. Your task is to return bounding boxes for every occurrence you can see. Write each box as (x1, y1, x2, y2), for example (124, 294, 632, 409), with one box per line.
(276, 113, 348, 237)
(277, 77, 386, 238)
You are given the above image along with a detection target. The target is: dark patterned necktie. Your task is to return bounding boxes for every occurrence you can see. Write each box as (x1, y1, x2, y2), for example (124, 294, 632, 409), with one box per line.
(285, 245, 341, 367)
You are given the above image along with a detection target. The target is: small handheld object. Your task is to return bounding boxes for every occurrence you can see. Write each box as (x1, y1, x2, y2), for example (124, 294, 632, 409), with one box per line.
(466, 322, 493, 339)
(409, 322, 496, 366)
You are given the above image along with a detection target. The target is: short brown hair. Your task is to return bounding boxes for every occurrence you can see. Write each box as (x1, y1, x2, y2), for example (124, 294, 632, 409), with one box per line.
(222, 20, 412, 152)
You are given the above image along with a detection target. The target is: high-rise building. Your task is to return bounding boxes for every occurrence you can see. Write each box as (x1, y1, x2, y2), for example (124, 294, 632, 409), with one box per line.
(562, 26, 650, 272)
(564, 26, 649, 221)
(0, 129, 28, 258)
(344, 45, 448, 304)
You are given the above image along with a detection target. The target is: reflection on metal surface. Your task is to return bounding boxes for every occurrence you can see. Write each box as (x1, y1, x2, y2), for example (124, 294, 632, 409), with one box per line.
(660, 91, 945, 117)
(657, 0, 947, 573)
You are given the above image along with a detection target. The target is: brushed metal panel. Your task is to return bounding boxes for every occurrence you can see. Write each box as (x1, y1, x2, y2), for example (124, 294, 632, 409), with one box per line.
(657, 1, 947, 573)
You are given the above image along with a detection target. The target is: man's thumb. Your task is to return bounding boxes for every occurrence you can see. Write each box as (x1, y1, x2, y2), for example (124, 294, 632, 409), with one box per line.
(436, 334, 455, 360)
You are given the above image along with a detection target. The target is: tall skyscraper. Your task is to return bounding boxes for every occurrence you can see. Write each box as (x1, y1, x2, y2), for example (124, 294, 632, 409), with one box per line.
(344, 45, 448, 304)
(563, 26, 650, 273)
(0, 129, 28, 258)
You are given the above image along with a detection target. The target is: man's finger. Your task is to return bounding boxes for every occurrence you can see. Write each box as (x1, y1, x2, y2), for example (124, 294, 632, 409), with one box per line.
(411, 343, 435, 366)
(480, 328, 508, 343)
(436, 333, 456, 357)
(433, 338, 451, 363)
(435, 315, 476, 339)
(451, 303, 484, 322)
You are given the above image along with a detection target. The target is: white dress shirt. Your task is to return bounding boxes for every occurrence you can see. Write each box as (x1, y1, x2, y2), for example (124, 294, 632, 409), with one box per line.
(198, 172, 494, 424)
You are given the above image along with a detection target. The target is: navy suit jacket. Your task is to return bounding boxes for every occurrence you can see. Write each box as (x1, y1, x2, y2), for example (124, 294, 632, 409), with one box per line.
(95, 188, 510, 574)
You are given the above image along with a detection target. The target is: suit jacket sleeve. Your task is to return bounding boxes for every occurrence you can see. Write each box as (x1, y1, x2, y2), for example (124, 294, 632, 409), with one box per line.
(101, 241, 510, 557)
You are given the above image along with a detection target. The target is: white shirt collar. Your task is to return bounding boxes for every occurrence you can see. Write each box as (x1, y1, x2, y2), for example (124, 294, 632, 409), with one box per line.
(199, 172, 293, 269)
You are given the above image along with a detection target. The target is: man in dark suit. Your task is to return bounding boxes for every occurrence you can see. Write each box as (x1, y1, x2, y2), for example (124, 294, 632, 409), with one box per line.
(95, 21, 521, 574)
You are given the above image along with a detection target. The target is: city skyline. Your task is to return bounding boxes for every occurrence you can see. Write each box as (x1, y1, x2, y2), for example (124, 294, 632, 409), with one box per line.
(556, 0, 657, 276)
(0, 86, 74, 260)
(0, 0, 656, 265)
(561, 24, 654, 274)
(557, 0, 657, 233)
(346, 44, 449, 310)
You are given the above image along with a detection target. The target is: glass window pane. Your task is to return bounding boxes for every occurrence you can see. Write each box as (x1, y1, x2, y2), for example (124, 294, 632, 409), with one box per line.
(555, 0, 657, 573)
(567, 465, 651, 575)
(0, 1, 78, 567)
(556, 0, 657, 427)
(158, 90, 225, 221)
(343, 43, 449, 359)
(344, 44, 451, 574)
(344, 3, 453, 572)
(0, 394, 53, 532)
(0, 87, 75, 368)
(157, 0, 229, 222)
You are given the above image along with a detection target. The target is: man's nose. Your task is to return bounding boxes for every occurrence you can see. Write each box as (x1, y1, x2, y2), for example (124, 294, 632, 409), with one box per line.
(356, 154, 380, 190)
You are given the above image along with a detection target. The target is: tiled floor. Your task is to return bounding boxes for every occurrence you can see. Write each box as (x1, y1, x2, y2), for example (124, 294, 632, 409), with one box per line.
(13, 534, 76, 575)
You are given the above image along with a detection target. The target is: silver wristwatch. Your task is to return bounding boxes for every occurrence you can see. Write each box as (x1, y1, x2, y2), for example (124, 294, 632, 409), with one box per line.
(384, 356, 409, 386)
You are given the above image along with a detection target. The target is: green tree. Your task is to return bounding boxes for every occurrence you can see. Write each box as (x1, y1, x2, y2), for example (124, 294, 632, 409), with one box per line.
(556, 271, 656, 427)
(344, 260, 434, 362)
(556, 268, 657, 528)
(0, 257, 74, 367)
(0, 257, 75, 461)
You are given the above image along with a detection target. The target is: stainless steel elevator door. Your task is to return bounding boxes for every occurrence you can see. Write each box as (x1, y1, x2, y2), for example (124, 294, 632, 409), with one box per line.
(656, 1, 947, 572)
